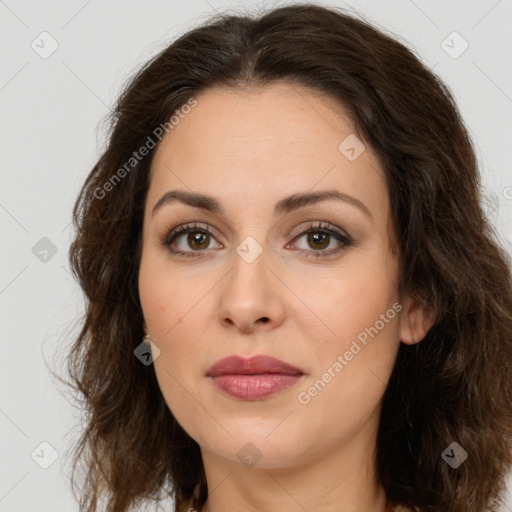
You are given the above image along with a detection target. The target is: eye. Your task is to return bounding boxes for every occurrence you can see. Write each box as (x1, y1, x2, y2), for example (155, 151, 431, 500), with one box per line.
(287, 222, 352, 259)
(163, 223, 222, 258)
(162, 221, 352, 259)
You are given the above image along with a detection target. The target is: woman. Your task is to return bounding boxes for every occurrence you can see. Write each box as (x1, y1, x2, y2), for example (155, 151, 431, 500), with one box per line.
(65, 4, 512, 512)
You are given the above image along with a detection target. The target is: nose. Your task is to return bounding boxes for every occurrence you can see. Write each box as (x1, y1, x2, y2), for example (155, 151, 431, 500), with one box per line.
(217, 245, 286, 334)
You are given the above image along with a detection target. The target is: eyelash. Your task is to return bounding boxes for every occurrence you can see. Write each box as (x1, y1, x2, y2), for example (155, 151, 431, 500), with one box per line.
(161, 222, 352, 260)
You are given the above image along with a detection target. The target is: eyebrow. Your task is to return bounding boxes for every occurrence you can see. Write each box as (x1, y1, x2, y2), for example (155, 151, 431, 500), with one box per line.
(151, 189, 372, 219)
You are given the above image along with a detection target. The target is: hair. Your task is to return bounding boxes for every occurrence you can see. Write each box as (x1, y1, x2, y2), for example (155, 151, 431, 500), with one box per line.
(63, 3, 512, 512)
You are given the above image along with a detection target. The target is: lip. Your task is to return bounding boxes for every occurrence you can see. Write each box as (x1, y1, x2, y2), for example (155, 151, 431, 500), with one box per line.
(207, 355, 305, 401)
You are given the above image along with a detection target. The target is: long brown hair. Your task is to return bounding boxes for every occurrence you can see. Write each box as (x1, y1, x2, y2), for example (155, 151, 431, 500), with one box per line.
(63, 4, 512, 511)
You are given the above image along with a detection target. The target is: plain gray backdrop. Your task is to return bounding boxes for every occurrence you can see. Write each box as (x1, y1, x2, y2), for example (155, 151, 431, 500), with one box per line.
(1, 0, 511, 511)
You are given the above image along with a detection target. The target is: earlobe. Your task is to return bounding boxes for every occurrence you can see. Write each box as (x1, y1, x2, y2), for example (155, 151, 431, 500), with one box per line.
(399, 294, 435, 345)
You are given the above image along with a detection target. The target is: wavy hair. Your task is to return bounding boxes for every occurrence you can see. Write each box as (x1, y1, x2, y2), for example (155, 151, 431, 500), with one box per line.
(64, 4, 512, 511)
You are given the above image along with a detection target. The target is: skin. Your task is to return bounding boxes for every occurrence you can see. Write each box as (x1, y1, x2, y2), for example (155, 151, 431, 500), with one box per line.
(138, 82, 434, 512)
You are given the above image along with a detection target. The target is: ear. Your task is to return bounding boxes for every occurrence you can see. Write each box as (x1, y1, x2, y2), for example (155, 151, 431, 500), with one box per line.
(399, 293, 435, 345)
(142, 321, 148, 336)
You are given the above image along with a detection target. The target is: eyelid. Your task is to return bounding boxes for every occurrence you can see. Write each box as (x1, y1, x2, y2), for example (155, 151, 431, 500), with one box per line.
(290, 222, 351, 243)
(162, 221, 221, 243)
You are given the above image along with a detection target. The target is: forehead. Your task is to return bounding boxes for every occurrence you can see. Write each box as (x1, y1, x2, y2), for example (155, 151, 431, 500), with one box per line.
(152, 82, 367, 166)
(147, 82, 387, 221)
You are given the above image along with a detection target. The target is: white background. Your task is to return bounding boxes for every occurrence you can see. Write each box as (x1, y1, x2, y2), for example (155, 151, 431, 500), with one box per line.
(1, 0, 511, 511)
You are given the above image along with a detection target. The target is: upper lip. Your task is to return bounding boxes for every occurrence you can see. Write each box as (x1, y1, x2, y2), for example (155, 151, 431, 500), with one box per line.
(207, 355, 304, 377)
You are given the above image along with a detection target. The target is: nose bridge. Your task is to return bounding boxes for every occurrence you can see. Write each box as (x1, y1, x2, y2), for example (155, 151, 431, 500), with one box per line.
(229, 233, 270, 296)
(227, 206, 272, 276)
(217, 231, 285, 331)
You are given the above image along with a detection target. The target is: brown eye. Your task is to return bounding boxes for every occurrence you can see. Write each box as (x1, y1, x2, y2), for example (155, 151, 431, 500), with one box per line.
(163, 223, 222, 258)
(163, 221, 351, 260)
(289, 222, 352, 259)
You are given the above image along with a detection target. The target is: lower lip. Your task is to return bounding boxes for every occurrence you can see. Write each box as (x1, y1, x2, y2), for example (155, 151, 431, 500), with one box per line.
(209, 374, 303, 400)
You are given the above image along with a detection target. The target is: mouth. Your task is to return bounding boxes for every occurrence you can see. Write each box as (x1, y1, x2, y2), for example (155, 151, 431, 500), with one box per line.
(207, 354, 305, 400)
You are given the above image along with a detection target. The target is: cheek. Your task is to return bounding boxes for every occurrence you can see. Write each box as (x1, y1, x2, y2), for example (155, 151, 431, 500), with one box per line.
(301, 253, 400, 406)
(139, 258, 191, 380)
(139, 250, 204, 338)
(138, 254, 217, 386)
(139, 283, 200, 364)
(307, 256, 399, 347)
(138, 266, 206, 421)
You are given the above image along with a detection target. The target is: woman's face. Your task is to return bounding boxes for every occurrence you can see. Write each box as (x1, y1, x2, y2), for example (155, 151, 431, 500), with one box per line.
(138, 82, 421, 474)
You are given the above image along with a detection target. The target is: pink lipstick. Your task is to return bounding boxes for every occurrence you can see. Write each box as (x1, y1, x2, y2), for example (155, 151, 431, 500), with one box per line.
(207, 355, 305, 400)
